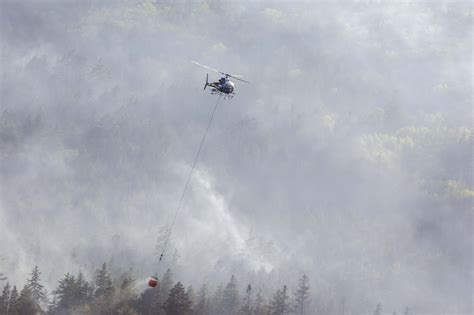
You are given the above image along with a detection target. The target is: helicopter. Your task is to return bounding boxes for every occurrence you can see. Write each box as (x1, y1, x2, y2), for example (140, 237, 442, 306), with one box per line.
(192, 61, 250, 99)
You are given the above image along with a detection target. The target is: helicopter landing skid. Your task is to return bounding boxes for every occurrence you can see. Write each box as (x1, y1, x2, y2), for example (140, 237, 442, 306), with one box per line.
(210, 90, 234, 99)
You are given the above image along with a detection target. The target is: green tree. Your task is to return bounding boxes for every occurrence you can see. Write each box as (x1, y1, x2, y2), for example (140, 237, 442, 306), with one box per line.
(253, 289, 264, 315)
(54, 273, 78, 311)
(162, 282, 192, 315)
(46, 295, 58, 315)
(17, 285, 36, 314)
(138, 282, 160, 314)
(94, 263, 114, 299)
(210, 284, 223, 315)
(27, 265, 46, 312)
(186, 286, 195, 308)
(374, 304, 382, 315)
(94, 263, 115, 314)
(240, 284, 253, 315)
(194, 284, 209, 315)
(51, 271, 93, 313)
(8, 286, 19, 315)
(268, 285, 290, 315)
(293, 275, 310, 315)
(153, 268, 173, 314)
(76, 272, 94, 305)
(0, 282, 11, 314)
(222, 275, 240, 314)
(114, 272, 138, 314)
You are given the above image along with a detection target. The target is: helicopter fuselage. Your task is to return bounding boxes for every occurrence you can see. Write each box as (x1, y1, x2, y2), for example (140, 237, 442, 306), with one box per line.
(209, 78, 234, 94)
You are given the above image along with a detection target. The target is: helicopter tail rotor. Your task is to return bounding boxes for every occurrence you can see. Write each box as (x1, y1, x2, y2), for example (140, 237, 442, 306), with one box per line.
(203, 73, 209, 90)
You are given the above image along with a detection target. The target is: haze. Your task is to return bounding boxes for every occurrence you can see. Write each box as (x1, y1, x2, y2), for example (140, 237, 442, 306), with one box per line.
(0, 1, 472, 314)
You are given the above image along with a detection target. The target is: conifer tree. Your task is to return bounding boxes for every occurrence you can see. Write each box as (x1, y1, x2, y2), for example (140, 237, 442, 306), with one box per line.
(94, 263, 114, 298)
(17, 285, 36, 314)
(0, 282, 10, 314)
(210, 284, 224, 315)
(76, 271, 94, 305)
(94, 263, 115, 314)
(8, 286, 19, 315)
(268, 285, 290, 315)
(253, 289, 265, 315)
(222, 275, 240, 314)
(340, 297, 346, 315)
(162, 282, 192, 315)
(138, 279, 160, 315)
(46, 295, 58, 315)
(161, 269, 174, 296)
(194, 284, 209, 315)
(374, 303, 382, 315)
(119, 273, 137, 298)
(293, 275, 310, 315)
(114, 272, 138, 314)
(54, 273, 78, 311)
(153, 268, 173, 313)
(27, 266, 46, 306)
(240, 284, 253, 315)
(186, 285, 195, 309)
(51, 271, 93, 313)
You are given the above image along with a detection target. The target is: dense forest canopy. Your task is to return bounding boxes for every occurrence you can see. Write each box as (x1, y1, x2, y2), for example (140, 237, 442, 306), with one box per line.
(0, 264, 409, 314)
(0, 0, 472, 314)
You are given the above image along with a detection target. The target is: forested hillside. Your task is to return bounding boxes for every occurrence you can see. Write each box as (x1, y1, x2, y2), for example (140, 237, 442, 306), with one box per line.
(1, 265, 413, 314)
(0, 1, 472, 314)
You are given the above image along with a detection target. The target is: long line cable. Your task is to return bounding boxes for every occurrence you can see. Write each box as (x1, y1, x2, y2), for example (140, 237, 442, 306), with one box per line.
(159, 94, 222, 261)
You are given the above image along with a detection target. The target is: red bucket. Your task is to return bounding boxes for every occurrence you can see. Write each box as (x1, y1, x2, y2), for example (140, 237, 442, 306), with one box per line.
(148, 276, 158, 288)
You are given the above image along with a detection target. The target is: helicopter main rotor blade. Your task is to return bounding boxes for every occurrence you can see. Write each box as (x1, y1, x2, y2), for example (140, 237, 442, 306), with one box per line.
(191, 61, 223, 75)
(229, 75, 250, 84)
(192, 60, 250, 83)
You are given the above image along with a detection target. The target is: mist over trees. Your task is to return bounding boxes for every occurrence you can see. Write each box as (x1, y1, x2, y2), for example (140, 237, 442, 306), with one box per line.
(1, 264, 417, 314)
(0, 0, 472, 314)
